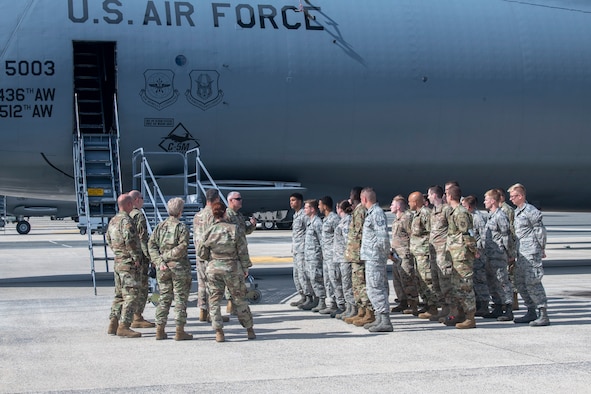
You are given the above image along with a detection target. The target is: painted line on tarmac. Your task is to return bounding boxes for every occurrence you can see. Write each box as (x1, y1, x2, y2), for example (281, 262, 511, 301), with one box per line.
(251, 256, 292, 263)
(280, 291, 299, 304)
(49, 240, 73, 248)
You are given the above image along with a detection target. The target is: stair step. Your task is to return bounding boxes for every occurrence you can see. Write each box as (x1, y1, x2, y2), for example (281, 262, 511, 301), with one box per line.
(80, 124, 104, 129)
(75, 75, 100, 80)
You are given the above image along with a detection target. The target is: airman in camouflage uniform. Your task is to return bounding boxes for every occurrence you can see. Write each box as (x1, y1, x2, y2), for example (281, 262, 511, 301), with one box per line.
(290, 193, 312, 308)
(106, 194, 142, 338)
(128, 190, 156, 329)
(198, 202, 256, 342)
(148, 197, 193, 341)
(390, 195, 419, 315)
(303, 199, 326, 311)
(508, 183, 550, 327)
(427, 185, 453, 320)
(444, 186, 478, 329)
(227, 193, 256, 237)
(319, 196, 341, 315)
(225, 191, 257, 313)
(408, 192, 437, 317)
(193, 189, 220, 321)
(344, 187, 373, 326)
(333, 200, 354, 319)
(498, 188, 518, 310)
(360, 188, 393, 332)
(462, 195, 491, 317)
(482, 189, 514, 321)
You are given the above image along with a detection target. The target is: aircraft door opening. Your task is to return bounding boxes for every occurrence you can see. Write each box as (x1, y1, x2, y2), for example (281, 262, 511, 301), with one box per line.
(72, 41, 117, 135)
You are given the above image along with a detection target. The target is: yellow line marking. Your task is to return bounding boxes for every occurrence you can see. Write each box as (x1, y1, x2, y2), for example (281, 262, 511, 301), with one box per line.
(251, 256, 293, 264)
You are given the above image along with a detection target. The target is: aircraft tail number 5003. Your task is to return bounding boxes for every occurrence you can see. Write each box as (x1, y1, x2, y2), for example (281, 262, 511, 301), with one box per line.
(3, 60, 56, 77)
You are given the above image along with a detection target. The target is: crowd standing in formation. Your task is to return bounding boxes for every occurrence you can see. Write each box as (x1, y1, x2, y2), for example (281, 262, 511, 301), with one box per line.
(106, 189, 257, 342)
(289, 183, 550, 331)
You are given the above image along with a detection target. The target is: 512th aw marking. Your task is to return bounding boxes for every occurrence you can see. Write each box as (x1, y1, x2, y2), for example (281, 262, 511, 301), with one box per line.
(0, 104, 53, 118)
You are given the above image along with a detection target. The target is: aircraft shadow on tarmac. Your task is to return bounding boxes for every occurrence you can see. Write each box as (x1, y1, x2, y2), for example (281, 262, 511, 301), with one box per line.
(0, 275, 115, 287)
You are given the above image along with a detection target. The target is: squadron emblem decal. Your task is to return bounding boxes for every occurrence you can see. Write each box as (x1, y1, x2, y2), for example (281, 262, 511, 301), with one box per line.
(185, 70, 224, 110)
(140, 69, 179, 110)
(158, 123, 200, 153)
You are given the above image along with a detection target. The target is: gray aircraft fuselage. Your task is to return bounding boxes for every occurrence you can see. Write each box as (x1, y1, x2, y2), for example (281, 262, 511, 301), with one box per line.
(0, 0, 590, 213)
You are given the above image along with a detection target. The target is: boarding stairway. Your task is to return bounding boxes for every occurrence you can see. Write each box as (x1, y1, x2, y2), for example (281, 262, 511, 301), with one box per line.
(73, 42, 121, 294)
(132, 148, 230, 267)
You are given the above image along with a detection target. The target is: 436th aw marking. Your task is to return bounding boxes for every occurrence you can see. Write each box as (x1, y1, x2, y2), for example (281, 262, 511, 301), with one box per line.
(0, 88, 56, 118)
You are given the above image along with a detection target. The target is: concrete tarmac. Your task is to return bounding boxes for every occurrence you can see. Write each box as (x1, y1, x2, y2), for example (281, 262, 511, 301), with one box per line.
(1, 214, 591, 393)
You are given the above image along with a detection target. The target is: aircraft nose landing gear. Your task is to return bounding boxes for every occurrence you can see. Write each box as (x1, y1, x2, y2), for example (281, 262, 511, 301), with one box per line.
(16, 220, 31, 235)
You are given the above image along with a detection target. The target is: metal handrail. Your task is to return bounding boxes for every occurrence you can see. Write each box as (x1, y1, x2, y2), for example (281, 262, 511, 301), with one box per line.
(186, 147, 228, 207)
(113, 93, 122, 193)
(132, 148, 171, 224)
(74, 93, 97, 294)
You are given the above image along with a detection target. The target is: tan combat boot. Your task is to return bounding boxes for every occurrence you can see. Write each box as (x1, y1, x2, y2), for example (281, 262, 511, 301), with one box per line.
(512, 292, 520, 310)
(344, 307, 365, 324)
(418, 305, 438, 319)
(131, 313, 156, 328)
(456, 312, 476, 329)
(247, 327, 256, 340)
(116, 322, 142, 338)
(354, 308, 375, 327)
(174, 325, 193, 341)
(156, 324, 167, 340)
(215, 328, 225, 342)
(199, 308, 208, 322)
(107, 317, 118, 335)
(226, 300, 234, 314)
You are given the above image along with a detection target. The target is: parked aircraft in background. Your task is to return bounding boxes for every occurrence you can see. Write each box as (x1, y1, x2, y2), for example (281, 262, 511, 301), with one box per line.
(1, 0, 590, 233)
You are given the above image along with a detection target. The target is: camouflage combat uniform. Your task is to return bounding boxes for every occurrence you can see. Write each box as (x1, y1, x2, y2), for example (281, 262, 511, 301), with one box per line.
(471, 209, 490, 306)
(410, 206, 437, 306)
(107, 211, 141, 324)
(429, 203, 453, 305)
(514, 203, 548, 310)
(292, 208, 311, 296)
(226, 207, 255, 301)
(227, 207, 255, 237)
(446, 204, 478, 314)
(305, 214, 325, 298)
(198, 220, 253, 330)
(321, 211, 341, 308)
(391, 209, 418, 301)
(130, 208, 151, 316)
(193, 206, 215, 311)
(360, 203, 390, 314)
(334, 213, 353, 307)
(501, 201, 517, 294)
(484, 208, 513, 305)
(148, 216, 191, 326)
(345, 204, 370, 309)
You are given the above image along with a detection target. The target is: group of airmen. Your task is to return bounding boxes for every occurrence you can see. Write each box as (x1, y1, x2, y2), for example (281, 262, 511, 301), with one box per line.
(289, 182, 550, 331)
(105, 180, 549, 340)
(106, 188, 257, 342)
